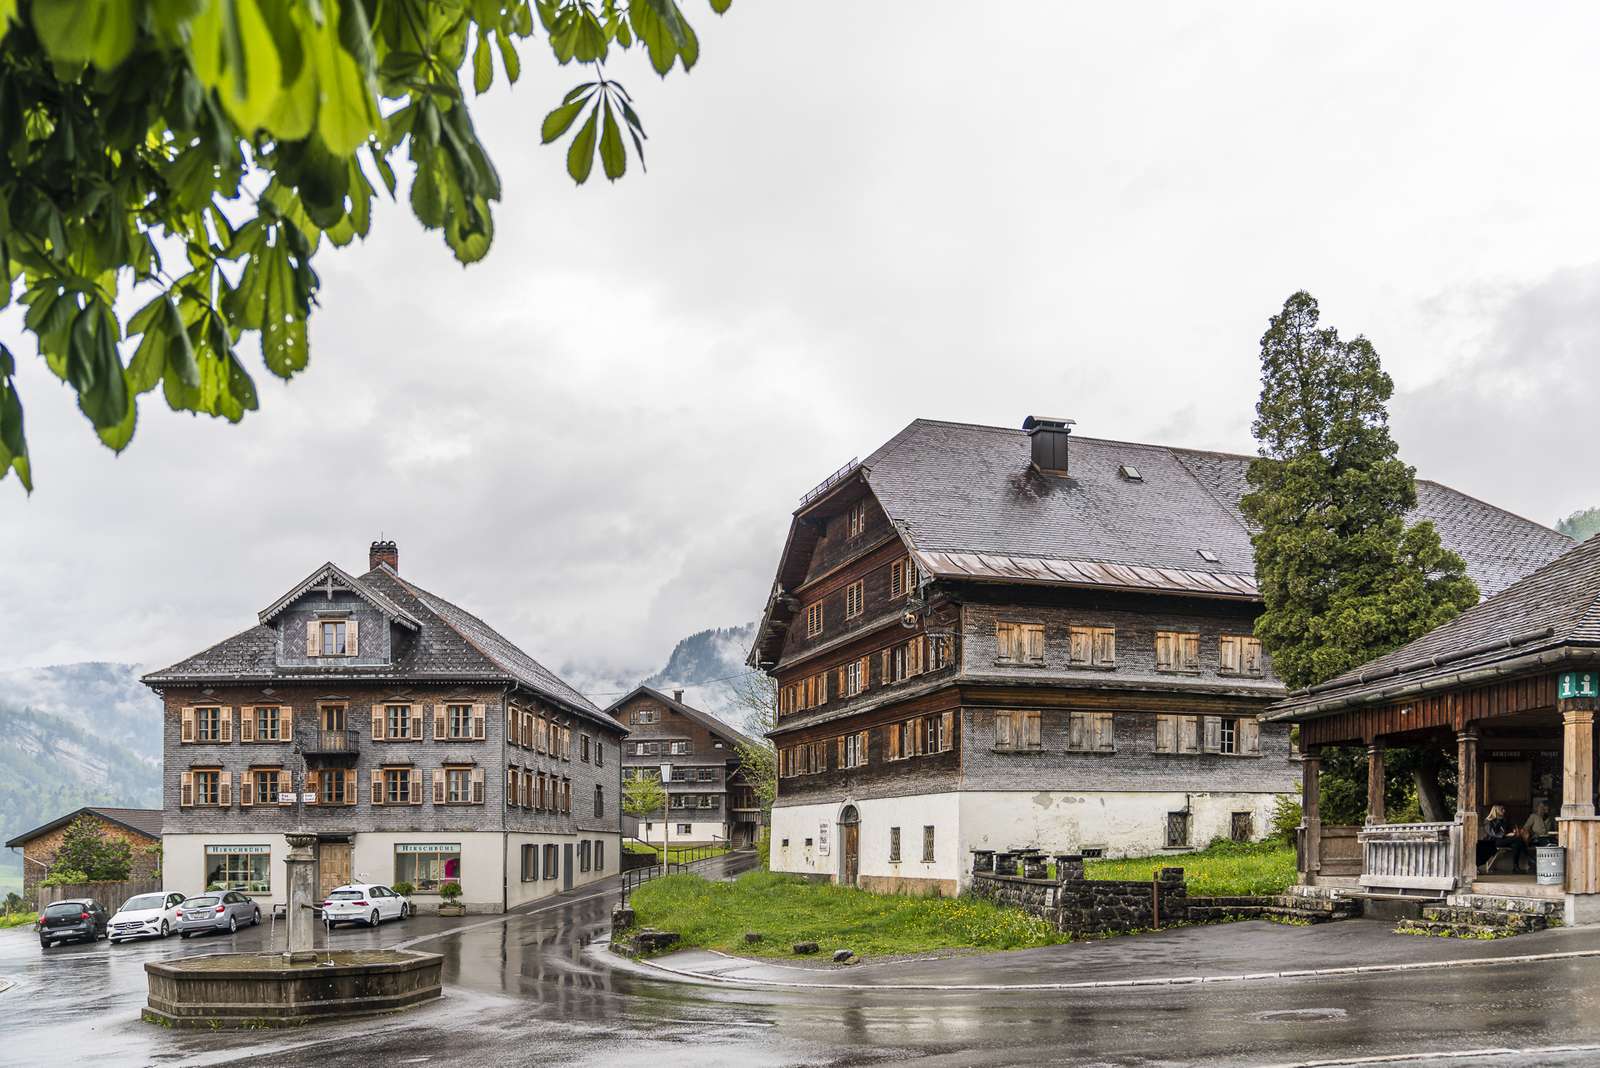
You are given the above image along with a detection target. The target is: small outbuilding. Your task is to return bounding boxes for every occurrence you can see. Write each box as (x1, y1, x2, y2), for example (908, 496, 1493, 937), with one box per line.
(1268, 536, 1600, 924)
(5, 806, 163, 895)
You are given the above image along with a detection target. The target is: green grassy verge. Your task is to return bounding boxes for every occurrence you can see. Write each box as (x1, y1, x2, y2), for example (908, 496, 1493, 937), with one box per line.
(0, 912, 38, 929)
(629, 869, 1069, 958)
(1084, 839, 1296, 896)
(623, 843, 731, 863)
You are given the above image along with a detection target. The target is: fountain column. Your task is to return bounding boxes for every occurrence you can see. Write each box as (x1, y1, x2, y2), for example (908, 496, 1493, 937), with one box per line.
(284, 832, 319, 963)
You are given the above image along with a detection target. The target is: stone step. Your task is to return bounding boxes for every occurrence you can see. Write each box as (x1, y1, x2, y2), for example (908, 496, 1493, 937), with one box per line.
(1398, 918, 1527, 939)
(1261, 904, 1359, 924)
(1446, 893, 1562, 917)
(1420, 906, 1549, 932)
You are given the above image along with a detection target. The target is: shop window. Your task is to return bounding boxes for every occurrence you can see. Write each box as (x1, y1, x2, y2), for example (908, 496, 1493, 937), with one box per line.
(395, 844, 462, 892)
(205, 844, 270, 893)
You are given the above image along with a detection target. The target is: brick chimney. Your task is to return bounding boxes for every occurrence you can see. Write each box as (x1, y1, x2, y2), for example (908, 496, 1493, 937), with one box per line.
(369, 539, 399, 573)
(673, 689, 684, 704)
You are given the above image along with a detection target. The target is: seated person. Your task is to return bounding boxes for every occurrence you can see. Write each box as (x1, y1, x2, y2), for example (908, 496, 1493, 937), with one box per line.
(1520, 799, 1557, 847)
(1475, 805, 1531, 874)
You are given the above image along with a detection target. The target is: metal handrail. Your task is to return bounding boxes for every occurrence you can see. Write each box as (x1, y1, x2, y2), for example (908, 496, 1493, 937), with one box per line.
(620, 836, 733, 906)
(798, 458, 860, 506)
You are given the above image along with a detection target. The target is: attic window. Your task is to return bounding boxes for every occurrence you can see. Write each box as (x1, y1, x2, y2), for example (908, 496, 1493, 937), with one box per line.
(1197, 549, 1220, 564)
(1119, 465, 1143, 482)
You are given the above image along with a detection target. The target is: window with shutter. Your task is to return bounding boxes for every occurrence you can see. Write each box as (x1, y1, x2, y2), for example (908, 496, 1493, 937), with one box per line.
(1203, 716, 1223, 753)
(1179, 715, 1201, 754)
(472, 703, 487, 740)
(844, 580, 864, 620)
(179, 771, 194, 807)
(1240, 716, 1261, 755)
(241, 769, 255, 807)
(1093, 712, 1115, 752)
(239, 708, 256, 743)
(1180, 634, 1199, 672)
(995, 710, 1041, 751)
(1157, 631, 1200, 673)
(1218, 635, 1240, 674)
(940, 710, 955, 752)
(995, 713, 1013, 749)
(217, 707, 233, 742)
(1067, 712, 1087, 751)
(218, 770, 232, 807)
(371, 768, 385, 805)
(805, 602, 824, 638)
(1155, 714, 1176, 754)
(372, 705, 387, 741)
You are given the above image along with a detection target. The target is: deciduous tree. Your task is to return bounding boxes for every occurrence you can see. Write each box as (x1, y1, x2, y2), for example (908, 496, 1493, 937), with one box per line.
(1241, 291, 1479, 692)
(1557, 507, 1600, 544)
(0, 0, 729, 491)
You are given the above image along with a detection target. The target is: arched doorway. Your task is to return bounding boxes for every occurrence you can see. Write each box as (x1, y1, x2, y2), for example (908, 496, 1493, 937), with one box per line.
(838, 804, 861, 887)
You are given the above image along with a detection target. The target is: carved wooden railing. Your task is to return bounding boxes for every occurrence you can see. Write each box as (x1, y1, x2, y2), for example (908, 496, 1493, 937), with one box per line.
(1357, 821, 1462, 892)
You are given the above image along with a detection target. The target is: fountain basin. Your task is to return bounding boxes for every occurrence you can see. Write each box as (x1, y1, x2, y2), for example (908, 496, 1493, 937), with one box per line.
(143, 949, 443, 1029)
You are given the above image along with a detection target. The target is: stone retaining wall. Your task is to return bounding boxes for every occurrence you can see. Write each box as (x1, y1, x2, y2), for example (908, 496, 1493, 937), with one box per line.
(968, 853, 1272, 935)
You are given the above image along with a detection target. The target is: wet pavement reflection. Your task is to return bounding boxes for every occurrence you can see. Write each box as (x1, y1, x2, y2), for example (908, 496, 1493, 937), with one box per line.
(5, 858, 1600, 1067)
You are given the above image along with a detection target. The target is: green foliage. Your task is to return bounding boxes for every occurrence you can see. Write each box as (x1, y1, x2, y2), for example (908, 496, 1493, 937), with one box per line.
(2, 890, 24, 914)
(50, 813, 133, 880)
(392, 881, 414, 897)
(622, 772, 666, 818)
(438, 879, 462, 901)
(41, 867, 90, 887)
(1085, 839, 1297, 896)
(629, 869, 1070, 958)
(1557, 507, 1600, 544)
(1269, 794, 1302, 844)
(1315, 743, 1457, 825)
(1241, 291, 1480, 691)
(0, 0, 730, 489)
(0, 910, 39, 928)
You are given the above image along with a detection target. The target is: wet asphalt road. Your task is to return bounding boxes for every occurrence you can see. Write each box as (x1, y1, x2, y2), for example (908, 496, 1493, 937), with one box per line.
(5, 859, 1600, 1068)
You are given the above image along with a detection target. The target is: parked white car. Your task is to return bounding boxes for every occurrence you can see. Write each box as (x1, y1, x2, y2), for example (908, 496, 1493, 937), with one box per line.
(108, 890, 187, 943)
(321, 884, 409, 928)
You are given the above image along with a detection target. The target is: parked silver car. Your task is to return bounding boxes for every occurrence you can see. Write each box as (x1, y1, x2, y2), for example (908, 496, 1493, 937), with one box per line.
(174, 891, 260, 938)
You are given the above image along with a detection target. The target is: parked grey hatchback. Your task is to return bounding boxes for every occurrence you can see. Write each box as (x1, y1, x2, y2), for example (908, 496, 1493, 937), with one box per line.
(175, 891, 260, 938)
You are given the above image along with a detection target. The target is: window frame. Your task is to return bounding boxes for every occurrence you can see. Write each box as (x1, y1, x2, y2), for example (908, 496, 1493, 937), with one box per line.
(805, 601, 824, 639)
(994, 710, 1042, 751)
(844, 580, 865, 620)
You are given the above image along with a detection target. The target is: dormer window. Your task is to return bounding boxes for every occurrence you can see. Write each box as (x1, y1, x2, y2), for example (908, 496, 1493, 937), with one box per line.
(306, 617, 358, 657)
(847, 501, 867, 538)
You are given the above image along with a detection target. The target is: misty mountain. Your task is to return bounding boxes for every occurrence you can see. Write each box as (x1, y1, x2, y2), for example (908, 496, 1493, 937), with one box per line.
(0, 662, 163, 764)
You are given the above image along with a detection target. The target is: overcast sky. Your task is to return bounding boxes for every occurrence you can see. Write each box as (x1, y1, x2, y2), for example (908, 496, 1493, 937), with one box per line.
(4, 3, 1599, 694)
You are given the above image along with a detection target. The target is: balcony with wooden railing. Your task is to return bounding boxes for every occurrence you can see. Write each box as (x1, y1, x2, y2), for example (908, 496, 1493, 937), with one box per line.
(298, 726, 360, 760)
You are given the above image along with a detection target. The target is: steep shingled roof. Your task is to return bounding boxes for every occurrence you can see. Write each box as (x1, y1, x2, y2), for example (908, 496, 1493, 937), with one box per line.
(1269, 535, 1600, 720)
(4, 806, 162, 848)
(603, 685, 766, 752)
(144, 562, 618, 732)
(861, 419, 1570, 600)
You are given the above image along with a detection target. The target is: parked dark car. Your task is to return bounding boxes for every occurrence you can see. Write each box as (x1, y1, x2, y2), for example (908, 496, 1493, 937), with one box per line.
(175, 891, 260, 938)
(37, 898, 109, 948)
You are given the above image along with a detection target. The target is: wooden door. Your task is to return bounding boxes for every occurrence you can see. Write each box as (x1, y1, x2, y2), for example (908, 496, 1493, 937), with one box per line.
(318, 841, 352, 898)
(562, 844, 574, 890)
(841, 823, 859, 886)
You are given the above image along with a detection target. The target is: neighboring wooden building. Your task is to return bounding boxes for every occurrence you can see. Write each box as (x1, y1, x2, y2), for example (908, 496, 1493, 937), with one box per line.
(143, 541, 627, 913)
(1270, 534, 1600, 925)
(5, 806, 162, 896)
(606, 686, 765, 847)
(751, 416, 1573, 895)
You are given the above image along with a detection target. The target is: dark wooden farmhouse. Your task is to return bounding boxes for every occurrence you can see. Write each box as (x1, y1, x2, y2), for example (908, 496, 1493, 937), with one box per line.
(143, 541, 626, 913)
(5, 806, 162, 898)
(751, 416, 1572, 895)
(605, 686, 765, 847)
(1270, 533, 1600, 925)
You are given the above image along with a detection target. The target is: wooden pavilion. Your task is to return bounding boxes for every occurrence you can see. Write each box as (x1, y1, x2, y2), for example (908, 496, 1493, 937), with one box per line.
(1267, 536, 1600, 923)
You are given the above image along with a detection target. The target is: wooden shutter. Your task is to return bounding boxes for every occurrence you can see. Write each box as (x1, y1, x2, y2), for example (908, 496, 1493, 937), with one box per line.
(1180, 634, 1199, 672)
(1023, 625, 1044, 663)
(1067, 712, 1086, 751)
(473, 703, 486, 740)
(346, 619, 360, 656)
(1202, 716, 1222, 753)
(1155, 714, 1175, 753)
(1094, 713, 1115, 752)
(410, 705, 424, 740)
(434, 704, 448, 740)
(218, 770, 232, 806)
(996, 712, 1013, 749)
(306, 620, 320, 657)
(343, 768, 357, 805)
(941, 710, 954, 751)
(181, 706, 195, 743)
(1242, 638, 1262, 676)
(240, 707, 256, 743)
(218, 707, 233, 742)
(1155, 632, 1175, 671)
(472, 767, 485, 804)
(995, 621, 1015, 661)
(1219, 636, 1240, 673)
(506, 705, 516, 744)
(1241, 716, 1261, 755)
(835, 736, 845, 769)
(409, 770, 422, 805)
(1069, 628, 1091, 664)
(179, 771, 193, 807)
(371, 768, 384, 805)
(887, 724, 901, 760)
(1094, 629, 1116, 666)
(857, 730, 869, 764)
(305, 770, 319, 805)
(280, 706, 294, 740)
(1180, 715, 1201, 754)
(372, 704, 386, 741)
(240, 769, 254, 806)
(909, 639, 922, 676)
(433, 768, 446, 804)
(507, 767, 518, 806)
(1024, 711, 1041, 749)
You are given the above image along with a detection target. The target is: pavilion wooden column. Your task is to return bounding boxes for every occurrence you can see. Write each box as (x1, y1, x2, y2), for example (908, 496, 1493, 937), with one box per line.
(1457, 727, 1479, 886)
(1366, 742, 1385, 825)
(1299, 750, 1322, 878)
(1559, 698, 1600, 896)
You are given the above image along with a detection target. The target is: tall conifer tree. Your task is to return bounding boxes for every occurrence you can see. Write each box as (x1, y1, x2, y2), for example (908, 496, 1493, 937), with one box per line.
(1241, 291, 1479, 691)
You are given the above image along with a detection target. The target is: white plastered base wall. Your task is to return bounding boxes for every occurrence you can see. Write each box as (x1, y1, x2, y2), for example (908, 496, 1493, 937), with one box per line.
(163, 832, 286, 906)
(771, 789, 1291, 893)
(504, 831, 619, 909)
(636, 820, 727, 845)
(351, 831, 506, 914)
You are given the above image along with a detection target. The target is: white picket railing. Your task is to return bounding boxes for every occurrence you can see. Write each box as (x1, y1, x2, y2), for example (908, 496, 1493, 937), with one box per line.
(1357, 821, 1462, 892)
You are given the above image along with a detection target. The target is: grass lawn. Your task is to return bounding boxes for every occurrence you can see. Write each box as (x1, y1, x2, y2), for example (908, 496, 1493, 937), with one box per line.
(0, 913, 38, 929)
(1085, 839, 1296, 896)
(629, 869, 1069, 958)
(623, 843, 731, 864)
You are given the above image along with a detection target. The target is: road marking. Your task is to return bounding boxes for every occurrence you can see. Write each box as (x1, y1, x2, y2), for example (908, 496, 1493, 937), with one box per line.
(1254, 1043, 1600, 1067)
(611, 945, 1600, 993)
(0, 977, 13, 995)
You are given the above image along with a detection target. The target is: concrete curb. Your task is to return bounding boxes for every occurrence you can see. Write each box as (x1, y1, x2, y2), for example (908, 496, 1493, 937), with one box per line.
(616, 946, 1600, 993)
